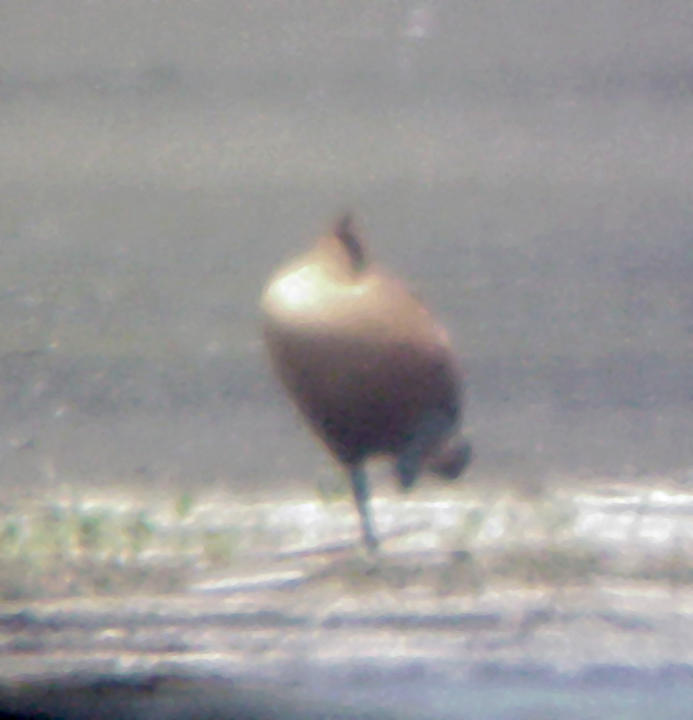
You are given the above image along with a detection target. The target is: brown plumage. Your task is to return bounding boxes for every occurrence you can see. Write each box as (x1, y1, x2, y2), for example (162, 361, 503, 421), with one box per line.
(261, 214, 471, 549)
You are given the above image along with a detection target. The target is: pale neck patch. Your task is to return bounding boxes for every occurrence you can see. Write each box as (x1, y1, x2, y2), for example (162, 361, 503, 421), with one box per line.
(270, 264, 368, 315)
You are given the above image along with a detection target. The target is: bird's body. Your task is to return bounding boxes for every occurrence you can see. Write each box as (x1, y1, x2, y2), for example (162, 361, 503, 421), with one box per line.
(261, 216, 471, 548)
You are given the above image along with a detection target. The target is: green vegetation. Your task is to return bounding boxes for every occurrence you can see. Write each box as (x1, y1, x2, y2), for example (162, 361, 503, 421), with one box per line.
(0, 494, 241, 601)
(1, 487, 692, 602)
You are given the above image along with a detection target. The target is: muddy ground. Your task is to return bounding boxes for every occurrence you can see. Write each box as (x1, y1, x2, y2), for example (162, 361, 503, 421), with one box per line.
(3, 484, 693, 718)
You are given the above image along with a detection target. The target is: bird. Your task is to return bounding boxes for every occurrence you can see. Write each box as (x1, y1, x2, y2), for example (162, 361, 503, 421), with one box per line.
(260, 214, 471, 550)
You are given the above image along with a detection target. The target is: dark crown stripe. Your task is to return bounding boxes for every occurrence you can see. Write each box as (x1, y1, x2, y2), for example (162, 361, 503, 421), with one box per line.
(334, 213, 367, 272)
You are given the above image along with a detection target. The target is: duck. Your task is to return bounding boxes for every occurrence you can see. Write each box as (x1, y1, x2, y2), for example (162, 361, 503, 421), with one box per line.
(260, 214, 471, 549)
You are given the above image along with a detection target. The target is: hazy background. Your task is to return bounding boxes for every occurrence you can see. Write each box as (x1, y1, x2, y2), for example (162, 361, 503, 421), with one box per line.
(0, 0, 691, 500)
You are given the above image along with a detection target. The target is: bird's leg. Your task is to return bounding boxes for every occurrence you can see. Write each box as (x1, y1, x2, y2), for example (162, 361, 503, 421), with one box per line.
(395, 410, 451, 489)
(348, 465, 379, 551)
